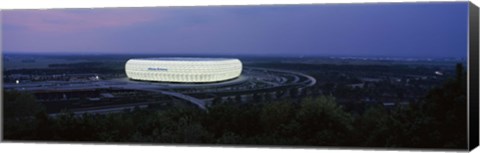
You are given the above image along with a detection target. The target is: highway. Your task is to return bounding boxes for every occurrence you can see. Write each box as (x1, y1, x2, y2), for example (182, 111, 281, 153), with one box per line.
(110, 85, 207, 111)
(7, 67, 315, 115)
(49, 102, 150, 117)
(247, 67, 317, 87)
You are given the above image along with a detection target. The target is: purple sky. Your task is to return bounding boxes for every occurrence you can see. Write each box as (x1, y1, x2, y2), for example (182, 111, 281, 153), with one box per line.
(1, 2, 469, 58)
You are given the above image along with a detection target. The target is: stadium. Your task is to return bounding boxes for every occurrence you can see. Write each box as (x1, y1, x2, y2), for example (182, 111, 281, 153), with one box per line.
(125, 58, 243, 83)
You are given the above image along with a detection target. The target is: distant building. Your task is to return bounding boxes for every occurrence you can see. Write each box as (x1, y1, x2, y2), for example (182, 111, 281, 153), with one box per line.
(435, 71, 444, 76)
(348, 83, 365, 89)
(125, 57, 242, 83)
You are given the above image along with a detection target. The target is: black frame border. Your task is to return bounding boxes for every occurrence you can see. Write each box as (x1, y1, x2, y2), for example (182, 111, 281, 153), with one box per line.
(469, 1, 479, 151)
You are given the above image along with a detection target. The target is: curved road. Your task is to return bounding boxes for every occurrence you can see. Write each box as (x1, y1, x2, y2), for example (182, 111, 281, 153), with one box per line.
(110, 85, 207, 111)
(10, 67, 316, 115)
(247, 67, 317, 87)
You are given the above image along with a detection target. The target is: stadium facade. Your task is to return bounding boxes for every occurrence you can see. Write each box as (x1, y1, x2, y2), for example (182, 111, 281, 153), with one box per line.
(125, 58, 242, 83)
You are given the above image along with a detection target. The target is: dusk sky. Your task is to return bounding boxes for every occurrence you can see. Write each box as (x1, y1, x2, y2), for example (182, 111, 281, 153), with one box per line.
(1, 2, 469, 58)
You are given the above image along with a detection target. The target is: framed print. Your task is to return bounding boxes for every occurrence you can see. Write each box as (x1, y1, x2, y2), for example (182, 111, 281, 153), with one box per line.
(2, 1, 479, 151)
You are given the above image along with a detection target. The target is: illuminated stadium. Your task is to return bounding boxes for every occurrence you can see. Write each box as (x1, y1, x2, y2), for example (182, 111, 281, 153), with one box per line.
(125, 58, 243, 83)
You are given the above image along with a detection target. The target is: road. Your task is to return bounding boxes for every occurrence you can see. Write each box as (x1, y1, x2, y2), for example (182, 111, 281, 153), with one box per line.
(247, 67, 317, 87)
(7, 66, 315, 115)
(49, 102, 151, 117)
(111, 86, 207, 111)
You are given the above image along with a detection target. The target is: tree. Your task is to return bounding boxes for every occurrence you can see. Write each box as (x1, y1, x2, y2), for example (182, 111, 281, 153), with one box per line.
(353, 63, 468, 149)
(295, 96, 354, 146)
(3, 90, 44, 119)
(260, 101, 294, 132)
(419, 63, 467, 148)
(275, 90, 285, 99)
(353, 105, 398, 147)
(3, 90, 47, 140)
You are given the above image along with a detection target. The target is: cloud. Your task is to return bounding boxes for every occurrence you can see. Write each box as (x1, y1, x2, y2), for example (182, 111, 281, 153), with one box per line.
(3, 9, 160, 33)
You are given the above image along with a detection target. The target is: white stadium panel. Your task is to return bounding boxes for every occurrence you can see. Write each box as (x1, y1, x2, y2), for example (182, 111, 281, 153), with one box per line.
(125, 58, 242, 83)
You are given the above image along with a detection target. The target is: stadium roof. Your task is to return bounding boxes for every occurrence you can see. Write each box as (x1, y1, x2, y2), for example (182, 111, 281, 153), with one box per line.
(132, 57, 237, 62)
